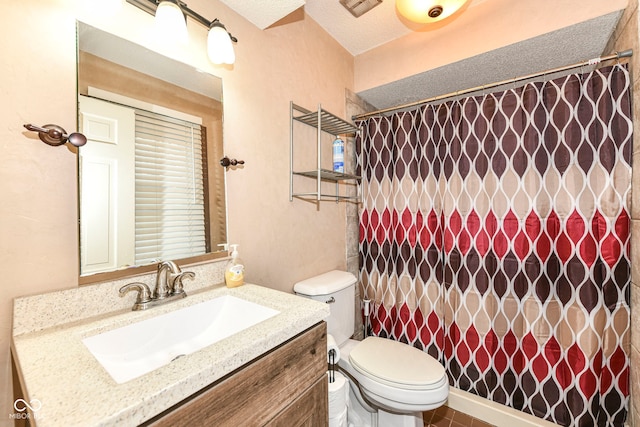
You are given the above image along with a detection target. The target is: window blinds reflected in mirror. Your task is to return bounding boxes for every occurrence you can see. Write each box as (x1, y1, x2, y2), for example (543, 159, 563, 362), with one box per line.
(134, 109, 209, 265)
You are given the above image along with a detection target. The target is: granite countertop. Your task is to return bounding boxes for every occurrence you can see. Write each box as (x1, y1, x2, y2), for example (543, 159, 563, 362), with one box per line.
(12, 283, 329, 427)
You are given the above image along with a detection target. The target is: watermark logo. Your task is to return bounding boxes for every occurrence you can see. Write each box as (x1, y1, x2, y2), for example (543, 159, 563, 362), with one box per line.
(9, 398, 43, 420)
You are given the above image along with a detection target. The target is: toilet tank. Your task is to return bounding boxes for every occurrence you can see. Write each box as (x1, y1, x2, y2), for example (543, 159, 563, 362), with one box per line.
(293, 270, 356, 346)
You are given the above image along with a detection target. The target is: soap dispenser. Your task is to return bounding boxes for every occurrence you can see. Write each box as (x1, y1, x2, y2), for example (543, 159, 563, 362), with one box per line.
(225, 244, 245, 288)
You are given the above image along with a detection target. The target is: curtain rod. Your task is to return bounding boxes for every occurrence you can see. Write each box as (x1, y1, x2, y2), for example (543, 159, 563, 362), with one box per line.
(353, 49, 633, 121)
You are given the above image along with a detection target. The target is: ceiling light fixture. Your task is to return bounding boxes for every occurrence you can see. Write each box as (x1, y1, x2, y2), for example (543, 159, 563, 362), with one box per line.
(396, 0, 469, 24)
(126, 0, 238, 64)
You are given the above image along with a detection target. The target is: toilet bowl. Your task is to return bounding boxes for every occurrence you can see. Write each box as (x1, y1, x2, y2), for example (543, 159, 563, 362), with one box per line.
(294, 270, 449, 427)
(344, 337, 448, 412)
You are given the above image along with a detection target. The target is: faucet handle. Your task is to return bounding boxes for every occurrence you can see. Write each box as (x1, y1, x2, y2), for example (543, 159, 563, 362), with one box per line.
(172, 271, 195, 296)
(119, 282, 152, 310)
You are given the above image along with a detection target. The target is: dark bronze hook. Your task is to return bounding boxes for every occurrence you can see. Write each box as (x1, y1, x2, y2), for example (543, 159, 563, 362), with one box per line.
(220, 156, 245, 168)
(23, 123, 87, 147)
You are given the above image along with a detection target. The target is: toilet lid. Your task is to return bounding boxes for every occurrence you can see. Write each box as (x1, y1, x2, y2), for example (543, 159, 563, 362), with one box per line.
(349, 337, 446, 390)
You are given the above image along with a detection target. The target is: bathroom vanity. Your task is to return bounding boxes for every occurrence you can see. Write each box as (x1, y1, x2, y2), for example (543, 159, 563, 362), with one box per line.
(145, 323, 327, 426)
(11, 282, 329, 426)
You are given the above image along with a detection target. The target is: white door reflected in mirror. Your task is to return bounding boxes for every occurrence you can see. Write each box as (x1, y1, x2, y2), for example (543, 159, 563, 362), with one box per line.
(79, 96, 136, 274)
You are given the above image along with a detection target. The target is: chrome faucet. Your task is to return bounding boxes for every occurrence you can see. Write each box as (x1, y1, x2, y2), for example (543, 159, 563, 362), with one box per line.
(155, 260, 180, 299)
(119, 261, 195, 311)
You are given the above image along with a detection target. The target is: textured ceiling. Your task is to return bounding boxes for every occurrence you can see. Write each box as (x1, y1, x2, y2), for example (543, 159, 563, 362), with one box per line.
(220, 0, 488, 55)
(357, 11, 624, 111)
(304, 0, 488, 55)
(217, 0, 305, 30)
(206, 0, 625, 113)
(304, 0, 420, 55)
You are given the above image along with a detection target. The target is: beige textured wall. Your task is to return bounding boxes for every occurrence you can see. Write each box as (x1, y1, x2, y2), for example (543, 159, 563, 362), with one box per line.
(0, 0, 353, 422)
(355, 0, 629, 94)
(1, 2, 79, 423)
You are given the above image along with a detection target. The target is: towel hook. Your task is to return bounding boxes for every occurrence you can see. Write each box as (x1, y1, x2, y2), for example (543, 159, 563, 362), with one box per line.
(23, 123, 87, 147)
(220, 156, 245, 168)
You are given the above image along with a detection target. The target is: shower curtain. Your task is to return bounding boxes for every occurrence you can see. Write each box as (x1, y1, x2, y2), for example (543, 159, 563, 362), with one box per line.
(357, 64, 632, 427)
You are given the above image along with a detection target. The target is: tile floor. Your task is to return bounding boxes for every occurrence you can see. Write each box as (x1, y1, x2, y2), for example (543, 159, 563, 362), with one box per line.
(423, 405, 495, 427)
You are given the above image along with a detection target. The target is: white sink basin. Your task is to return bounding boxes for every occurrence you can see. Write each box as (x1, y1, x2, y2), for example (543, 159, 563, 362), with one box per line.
(82, 295, 280, 384)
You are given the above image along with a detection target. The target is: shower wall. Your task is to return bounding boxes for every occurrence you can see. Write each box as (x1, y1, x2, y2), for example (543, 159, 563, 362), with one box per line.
(346, 89, 376, 340)
(604, 1, 640, 426)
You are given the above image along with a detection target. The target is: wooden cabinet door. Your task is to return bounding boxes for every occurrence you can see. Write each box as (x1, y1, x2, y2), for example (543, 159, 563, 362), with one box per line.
(144, 322, 327, 427)
(265, 375, 328, 427)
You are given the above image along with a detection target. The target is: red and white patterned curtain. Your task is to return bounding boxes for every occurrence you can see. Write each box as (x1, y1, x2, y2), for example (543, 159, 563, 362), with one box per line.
(357, 64, 632, 426)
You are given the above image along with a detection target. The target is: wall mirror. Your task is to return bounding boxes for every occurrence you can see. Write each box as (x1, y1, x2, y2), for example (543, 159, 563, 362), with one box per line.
(77, 22, 227, 283)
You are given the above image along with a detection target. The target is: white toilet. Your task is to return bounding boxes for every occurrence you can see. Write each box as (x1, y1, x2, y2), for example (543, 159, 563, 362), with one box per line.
(294, 270, 448, 427)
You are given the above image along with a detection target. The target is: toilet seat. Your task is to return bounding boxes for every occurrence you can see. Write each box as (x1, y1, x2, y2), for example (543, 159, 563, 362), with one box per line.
(349, 337, 446, 390)
(342, 337, 449, 412)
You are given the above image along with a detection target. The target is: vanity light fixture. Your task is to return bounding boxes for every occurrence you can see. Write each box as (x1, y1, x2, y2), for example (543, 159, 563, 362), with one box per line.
(208, 19, 235, 64)
(396, 0, 469, 23)
(126, 0, 238, 64)
(155, 0, 188, 44)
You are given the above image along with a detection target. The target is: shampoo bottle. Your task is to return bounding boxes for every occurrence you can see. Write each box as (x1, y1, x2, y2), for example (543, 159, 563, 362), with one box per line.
(225, 244, 245, 288)
(332, 137, 344, 173)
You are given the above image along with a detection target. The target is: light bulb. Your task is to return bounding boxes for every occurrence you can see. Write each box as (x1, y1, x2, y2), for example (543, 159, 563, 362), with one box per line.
(396, 0, 469, 24)
(207, 23, 235, 65)
(155, 0, 188, 44)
